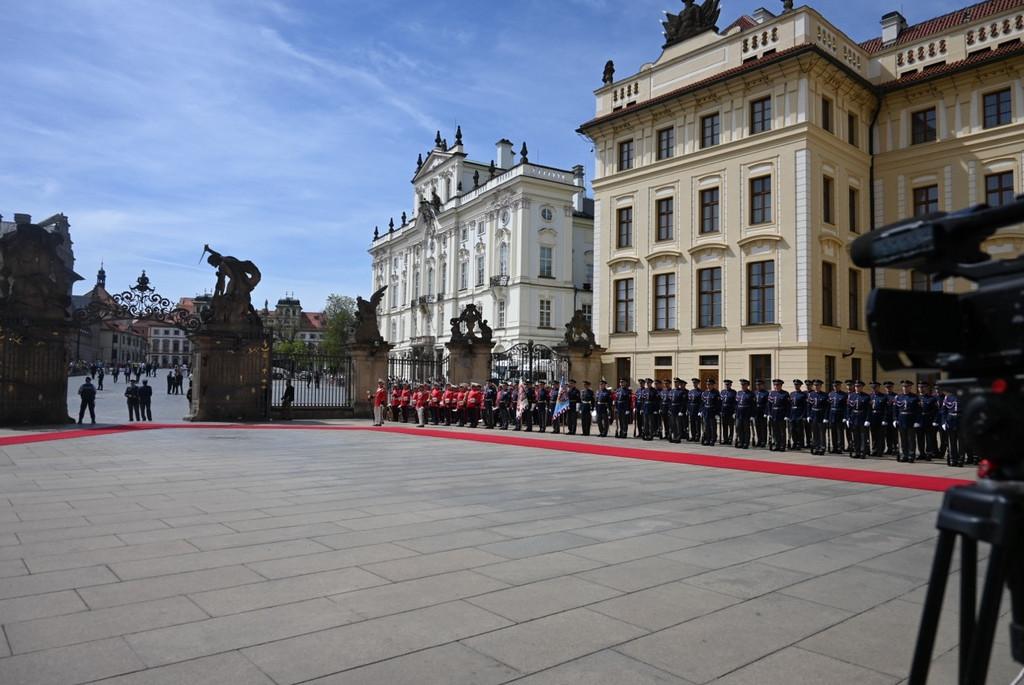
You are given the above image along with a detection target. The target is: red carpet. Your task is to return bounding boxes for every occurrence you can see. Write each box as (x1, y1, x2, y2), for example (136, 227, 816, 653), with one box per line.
(0, 423, 972, 492)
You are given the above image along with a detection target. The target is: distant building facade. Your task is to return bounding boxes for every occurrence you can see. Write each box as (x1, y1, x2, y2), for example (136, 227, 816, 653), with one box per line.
(368, 129, 595, 367)
(259, 295, 326, 348)
(71, 266, 148, 365)
(579, 0, 1024, 385)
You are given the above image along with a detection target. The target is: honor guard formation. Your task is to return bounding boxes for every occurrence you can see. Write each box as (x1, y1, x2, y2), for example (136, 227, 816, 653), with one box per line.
(370, 376, 971, 468)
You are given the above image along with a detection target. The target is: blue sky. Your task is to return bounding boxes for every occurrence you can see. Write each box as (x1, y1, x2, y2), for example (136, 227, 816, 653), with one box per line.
(1, 0, 966, 310)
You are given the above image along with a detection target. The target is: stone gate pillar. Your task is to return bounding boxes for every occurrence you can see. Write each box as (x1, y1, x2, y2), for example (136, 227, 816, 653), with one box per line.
(188, 332, 270, 422)
(347, 342, 392, 419)
(555, 308, 606, 385)
(445, 339, 496, 385)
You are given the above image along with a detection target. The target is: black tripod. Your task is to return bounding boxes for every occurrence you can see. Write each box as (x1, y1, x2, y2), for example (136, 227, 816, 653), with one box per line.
(909, 480, 1024, 684)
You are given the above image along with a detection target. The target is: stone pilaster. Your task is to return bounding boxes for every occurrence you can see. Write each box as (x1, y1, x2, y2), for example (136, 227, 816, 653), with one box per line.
(0, 324, 72, 425)
(188, 333, 270, 422)
(347, 342, 392, 419)
(445, 340, 495, 385)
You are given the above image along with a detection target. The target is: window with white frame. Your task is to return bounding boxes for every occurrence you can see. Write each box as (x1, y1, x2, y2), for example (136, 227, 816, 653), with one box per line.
(499, 242, 509, 276)
(476, 254, 485, 287)
(539, 299, 552, 328)
(497, 300, 506, 328)
(539, 246, 553, 278)
(459, 260, 468, 290)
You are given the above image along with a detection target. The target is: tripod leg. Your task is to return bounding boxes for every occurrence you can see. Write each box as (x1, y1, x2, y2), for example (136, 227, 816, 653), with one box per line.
(965, 544, 1007, 685)
(909, 529, 958, 685)
(959, 538, 977, 684)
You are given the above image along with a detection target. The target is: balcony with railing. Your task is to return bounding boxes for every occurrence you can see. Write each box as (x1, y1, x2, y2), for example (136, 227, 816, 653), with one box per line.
(490, 275, 510, 287)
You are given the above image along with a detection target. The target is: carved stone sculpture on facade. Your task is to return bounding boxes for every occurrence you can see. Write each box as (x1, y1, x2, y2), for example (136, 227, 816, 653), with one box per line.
(353, 285, 387, 345)
(663, 0, 721, 47)
(563, 309, 597, 349)
(200, 244, 263, 327)
(448, 303, 493, 345)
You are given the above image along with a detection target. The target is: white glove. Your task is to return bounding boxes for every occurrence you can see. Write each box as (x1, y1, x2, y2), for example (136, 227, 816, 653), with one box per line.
(942, 424, 948, 431)
(881, 421, 887, 427)
(913, 423, 921, 428)
(823, 420, 829, 424)
(844, 419, 850, 427)
(864, 421, 870, 427)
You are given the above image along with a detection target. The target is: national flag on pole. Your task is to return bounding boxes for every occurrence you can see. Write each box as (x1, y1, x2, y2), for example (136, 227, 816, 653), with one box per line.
(516, 380, 528, 420)
(552, 377, 571, 421)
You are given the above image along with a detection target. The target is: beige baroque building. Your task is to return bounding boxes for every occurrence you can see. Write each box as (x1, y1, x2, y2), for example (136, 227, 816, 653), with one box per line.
(579, 0, 1024, 386)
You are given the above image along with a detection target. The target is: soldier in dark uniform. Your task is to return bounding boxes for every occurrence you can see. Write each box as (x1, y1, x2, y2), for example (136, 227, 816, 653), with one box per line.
(807, 379, 829, 455)
(894, 380, 919, 462)
(719, 380, 737, 445)
(522, 381, 536, 432)
(847, 380, 870, 458)
(734, 379, 754, 448)
(595, 379, 613, 437)
(941, 391, 962, 467)
(138, 379, 153, 421)
(614, 379, 632, 438)
(566, 379, 581, 435)
(700, 378, 720, 446)
(916, 381, 939, 460)
(77, 376, 97, 424)
(495, 382, 508, 429)
(754, 379, 770, 448)
(635, 379, 647, 438)
(827, 380, 848, 454)
(658, 379, 672, 441)
(578, 380, 594, 437)
(125, 379, 141, 422)
(670, 378, 688, 443)
(767, 379, 790, 451)
(484, 379, 498, 429)
(883, 381, 899, 455)
(788, 380, 808, 450)
(867, 381, 888, 457)
(535, 381, 549, 433)
(643, 379, 661, 441)
(687, 378, 703, 444)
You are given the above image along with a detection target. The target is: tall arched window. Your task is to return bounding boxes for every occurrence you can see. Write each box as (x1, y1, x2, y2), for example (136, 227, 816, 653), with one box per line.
(426, 266, 434, 293)
(499, 242, 509, 277)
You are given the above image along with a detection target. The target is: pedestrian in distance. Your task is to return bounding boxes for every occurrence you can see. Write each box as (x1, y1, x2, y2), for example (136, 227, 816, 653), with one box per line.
(281, 379, 295, 421)
(372, 379, 386, 426)
(125, 380, 141, 422)
(77, 376, 97, 424)
(138, 379, 153, 421)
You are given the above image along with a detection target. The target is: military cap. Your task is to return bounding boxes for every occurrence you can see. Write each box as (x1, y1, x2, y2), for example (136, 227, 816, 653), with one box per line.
(832, 380, 842, 386)
(812, 379, 824, 385)
(869, 381, 880, 387)
(883, 381, 895, 387)
(673, 377, 682, 383)
(691, 377, 700, 383)
(679, 379, 688, 385)
(901, 379, 913, 385)
(918, 379, 931, 386)
(854, 380, 865, 386)
(804, 379, 814, 386)
(583, 380, 591, 385)
(792, 379, 803, 385)
(844, 379, 854, 385)
(772, 378, 783, 384)
(739, 378, 750, 384)
(723, 379, 733, 384)
(755, 379, 765, 384)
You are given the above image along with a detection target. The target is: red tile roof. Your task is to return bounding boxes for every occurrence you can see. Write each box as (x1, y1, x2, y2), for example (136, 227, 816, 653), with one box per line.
(301, 312, 325, 331)
(860, 0, 1024, 53)
(879, 37, 1024, 89)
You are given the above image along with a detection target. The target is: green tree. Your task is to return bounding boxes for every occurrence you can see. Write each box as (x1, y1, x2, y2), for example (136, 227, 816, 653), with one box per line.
(273, 339, 308, 357)
(321, 294, 356, 356)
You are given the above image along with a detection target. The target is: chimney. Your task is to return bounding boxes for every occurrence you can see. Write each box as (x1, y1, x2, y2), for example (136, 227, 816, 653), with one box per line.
(13, 213, 31, 225)
(881, 11, 907, 45)
(495, 139, 514, 169)
(751, 7, 775, 24)
(572, 165, 586, 213)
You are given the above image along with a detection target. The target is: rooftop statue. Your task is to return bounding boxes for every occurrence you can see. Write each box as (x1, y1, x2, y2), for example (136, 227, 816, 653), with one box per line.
(663, 0, 721, 48)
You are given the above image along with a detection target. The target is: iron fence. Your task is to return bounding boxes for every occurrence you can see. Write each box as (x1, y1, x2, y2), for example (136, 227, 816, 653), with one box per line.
(270, 352, 352, 408)
(387, 351, 448, 385)
(490, 341, 568, 383)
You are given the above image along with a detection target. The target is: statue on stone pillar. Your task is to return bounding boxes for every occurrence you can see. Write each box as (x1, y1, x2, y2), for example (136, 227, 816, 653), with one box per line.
(200, 244, 262, 326)
(354, 285, 388, 345)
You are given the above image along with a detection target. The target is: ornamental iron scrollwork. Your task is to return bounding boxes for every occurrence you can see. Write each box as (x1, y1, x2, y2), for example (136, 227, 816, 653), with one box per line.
(72, 271, 202, 332)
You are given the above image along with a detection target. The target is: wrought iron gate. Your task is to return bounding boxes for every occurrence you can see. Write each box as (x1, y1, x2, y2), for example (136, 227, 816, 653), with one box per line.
(271, 351, 353, 409)
(387, 350, 448, 384)
(490, 341, 568, 383)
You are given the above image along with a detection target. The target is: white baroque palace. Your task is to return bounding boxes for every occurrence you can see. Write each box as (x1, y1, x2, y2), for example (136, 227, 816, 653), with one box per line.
(368, 131, 594, 364)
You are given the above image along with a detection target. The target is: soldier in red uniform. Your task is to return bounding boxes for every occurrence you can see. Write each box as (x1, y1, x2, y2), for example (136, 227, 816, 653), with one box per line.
(399, 383, 412, 423)
(372, 380, 387, 426)
(429, 383, 442, 425)
(455, 385, 468, 426)
(466, 382, 483, 428)
(413, 384, 428, 427)
(441, 384, 454, 425)
(389, 384, 402, 422)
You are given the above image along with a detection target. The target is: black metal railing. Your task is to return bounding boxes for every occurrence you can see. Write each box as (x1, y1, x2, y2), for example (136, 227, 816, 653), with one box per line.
(490, 340, 567, 383)
(270, 352, 352, 408)
(387, 352, 448, 385)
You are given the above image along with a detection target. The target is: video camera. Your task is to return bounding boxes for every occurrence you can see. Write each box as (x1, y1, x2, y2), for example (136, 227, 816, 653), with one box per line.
(851, 196, 1024, 474)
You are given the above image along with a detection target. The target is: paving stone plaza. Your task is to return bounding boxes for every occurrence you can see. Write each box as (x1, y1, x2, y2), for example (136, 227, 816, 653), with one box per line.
(0, 391, 1018, 684)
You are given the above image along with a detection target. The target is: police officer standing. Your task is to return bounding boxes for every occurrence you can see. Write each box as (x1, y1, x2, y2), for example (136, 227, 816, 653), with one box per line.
(883, 381, 899, 455)
(579, 380, 594, 437)
(687, 378, 703, 444)
(827, 380, 848, 454)
(754, 380, 770, 448)
(700, 378, 721, 446)
(867, 381, 888, 457)
(484, 379, 498, 429)
(788, 380, 808, 450)
(77, 376, 97, 424)
(125, 379, 141, 422)
(614, 379, 632, 438)
(734, 379, 754, 448)
(894, 380, 920, 463)
(643, 379, 661, 441)
(566, 379, 581, 435)
(138, 379, 153, 422)
(595, 379, 612, 437)
(719, 380, 737, 445)
(847, 380, 870, 458)
(807, 379, 829, 455)
(767, 379, 790, 451)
